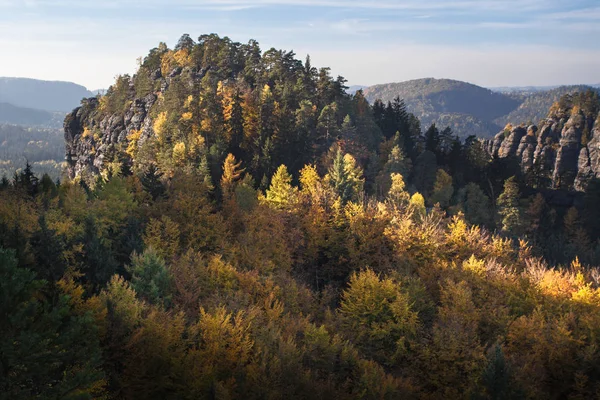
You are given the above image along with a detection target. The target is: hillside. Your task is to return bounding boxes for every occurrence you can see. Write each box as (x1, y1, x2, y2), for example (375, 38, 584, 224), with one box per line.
(494, 85, 599, 127)
(363, 78, 520, 138)
(0, 102, 65, 128)
(0, 124, 65, 179)
(0, 77, 93, 112)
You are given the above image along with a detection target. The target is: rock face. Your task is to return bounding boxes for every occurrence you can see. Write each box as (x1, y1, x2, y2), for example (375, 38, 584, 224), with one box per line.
(484, 108, 600, 191)
(63, 62, 214, 180)
(65, 94, 157, 179)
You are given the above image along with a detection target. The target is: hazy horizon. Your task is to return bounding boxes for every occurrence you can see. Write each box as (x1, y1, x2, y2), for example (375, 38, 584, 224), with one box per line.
(1, 0, 599, 90)
(1, 74, 599, 94)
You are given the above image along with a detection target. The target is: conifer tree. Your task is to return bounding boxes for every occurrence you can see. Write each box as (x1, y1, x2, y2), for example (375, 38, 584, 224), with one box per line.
(462, 183, 493, 227)
(327, 149, 364, 204)
(0, 248, 105, 398)
(141, 164, 165, 201)
(127, 247, 172, 306)
(413, 150, 437, 198)
(198, 154, 214, 190)
(497, 176, 523, 235)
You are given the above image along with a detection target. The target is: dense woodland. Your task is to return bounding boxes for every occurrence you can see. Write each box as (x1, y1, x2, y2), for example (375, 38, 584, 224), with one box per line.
(0, 124, 65, 179)
(3, 34, 600, 399)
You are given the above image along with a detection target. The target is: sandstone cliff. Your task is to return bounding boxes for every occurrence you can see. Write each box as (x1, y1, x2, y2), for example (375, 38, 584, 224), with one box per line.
(485, 94, 600, 191)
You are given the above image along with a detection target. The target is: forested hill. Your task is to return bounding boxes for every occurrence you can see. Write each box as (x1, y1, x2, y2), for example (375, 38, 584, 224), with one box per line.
(362, 79, 599, 139)
(64, 33, 400, 183)
(363, 78, 520, 138)
(494, 85, 600, 127)
(0, 102, 57, 126)
(0, 77, 93, 113)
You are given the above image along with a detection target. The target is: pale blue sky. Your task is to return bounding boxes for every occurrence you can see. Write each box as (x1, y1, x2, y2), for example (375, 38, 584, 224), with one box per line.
(1, 0, 599, 89)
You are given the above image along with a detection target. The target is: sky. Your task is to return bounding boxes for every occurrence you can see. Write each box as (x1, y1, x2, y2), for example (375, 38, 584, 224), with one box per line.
(0, 0, 599, 90)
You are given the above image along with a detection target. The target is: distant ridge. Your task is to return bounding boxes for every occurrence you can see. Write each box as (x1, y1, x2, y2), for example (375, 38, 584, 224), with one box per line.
(359, 79, 599, 138)
(362, 78, 520, 138)
(0, 77, 93, 112)
(0, 102, 63, 127)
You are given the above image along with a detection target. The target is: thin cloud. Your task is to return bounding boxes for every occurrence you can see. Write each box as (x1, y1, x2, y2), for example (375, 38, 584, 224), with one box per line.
(0, 0, 570, 12)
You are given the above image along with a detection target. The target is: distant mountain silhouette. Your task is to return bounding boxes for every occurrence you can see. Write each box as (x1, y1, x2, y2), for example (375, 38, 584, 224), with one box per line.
(0, 102, 63, 127)
(0, 77, 93, 112)
(362, 78, 520, 138)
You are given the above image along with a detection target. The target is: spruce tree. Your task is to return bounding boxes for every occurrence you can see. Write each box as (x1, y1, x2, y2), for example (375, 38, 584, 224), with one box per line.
(497, 176, 523, 235)
(141, 164, 165, 201)
(327, 149, 363, 204)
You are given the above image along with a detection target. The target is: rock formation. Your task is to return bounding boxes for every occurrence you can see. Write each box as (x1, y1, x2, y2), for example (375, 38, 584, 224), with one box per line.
(484, 103, 600, 191)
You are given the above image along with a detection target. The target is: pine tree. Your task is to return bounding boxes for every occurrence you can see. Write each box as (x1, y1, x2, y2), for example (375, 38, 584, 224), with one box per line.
(317, 103, 339, 142)
(14, 161, 39, 196)
(30, 215, 66, 283)
(425, 124, 440, 154)
(198, 154, 214, 190)
(476, 344, 523, 400)
(413, 150, 438, 198)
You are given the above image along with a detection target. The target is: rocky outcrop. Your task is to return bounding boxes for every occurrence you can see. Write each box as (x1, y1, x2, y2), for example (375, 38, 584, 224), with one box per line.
(484, 109, 600, 191)
(63, 61, 215, 180)
(64, 93, 157, 179)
